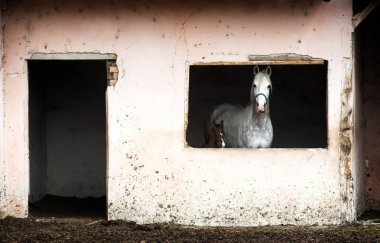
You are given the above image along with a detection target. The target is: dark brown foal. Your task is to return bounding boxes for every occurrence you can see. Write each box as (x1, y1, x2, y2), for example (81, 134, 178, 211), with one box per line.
(205, 120, 225, 148)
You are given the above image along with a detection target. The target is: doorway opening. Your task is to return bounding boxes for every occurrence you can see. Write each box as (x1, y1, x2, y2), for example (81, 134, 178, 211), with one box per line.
(355, 2, 380, 219)
(28, 60, 107, 218)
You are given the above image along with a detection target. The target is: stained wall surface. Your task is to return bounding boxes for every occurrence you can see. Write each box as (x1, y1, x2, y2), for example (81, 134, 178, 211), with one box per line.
(0, 0, 355, 225)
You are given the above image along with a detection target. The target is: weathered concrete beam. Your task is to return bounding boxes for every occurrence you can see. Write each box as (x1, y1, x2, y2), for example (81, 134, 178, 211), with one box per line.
(30, 52, 117, 60)
(353, 0, 380, 28)
(248, 53, 325, 65)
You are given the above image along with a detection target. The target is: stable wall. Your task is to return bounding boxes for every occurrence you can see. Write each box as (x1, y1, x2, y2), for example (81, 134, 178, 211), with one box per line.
(0, 0, 355, 225)
(0, 0, 5, 218)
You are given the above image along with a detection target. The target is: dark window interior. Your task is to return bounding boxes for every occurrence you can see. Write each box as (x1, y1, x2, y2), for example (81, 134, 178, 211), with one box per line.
(186, 64, 328, 148)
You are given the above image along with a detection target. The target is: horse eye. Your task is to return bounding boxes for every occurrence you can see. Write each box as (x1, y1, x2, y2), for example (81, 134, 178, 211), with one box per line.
(267, 85, 271, 89)
(253, 84, 257, 88)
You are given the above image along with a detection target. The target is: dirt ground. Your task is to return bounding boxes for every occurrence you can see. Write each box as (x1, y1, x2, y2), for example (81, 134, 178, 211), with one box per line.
(2, 197, 380, 242)
(2, 216, 380, 242)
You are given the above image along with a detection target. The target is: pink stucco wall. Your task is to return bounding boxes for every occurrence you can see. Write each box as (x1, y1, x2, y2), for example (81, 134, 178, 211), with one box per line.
(0, 0, 5, 218)
(0, 0, 358, 226)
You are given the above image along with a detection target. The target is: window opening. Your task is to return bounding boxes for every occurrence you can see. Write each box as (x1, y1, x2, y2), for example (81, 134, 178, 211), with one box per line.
(186, 63, 328, 148)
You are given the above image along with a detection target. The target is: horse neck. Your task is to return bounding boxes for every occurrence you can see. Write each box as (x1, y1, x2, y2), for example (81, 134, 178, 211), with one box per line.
(246, 102, 270, 126)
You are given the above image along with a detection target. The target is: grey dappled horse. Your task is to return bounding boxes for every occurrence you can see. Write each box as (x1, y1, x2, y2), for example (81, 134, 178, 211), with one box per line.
(208, 65, 273, 148)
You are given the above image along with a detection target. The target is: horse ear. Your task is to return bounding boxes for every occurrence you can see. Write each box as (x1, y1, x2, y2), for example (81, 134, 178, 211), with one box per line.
(266, 66, 272, 76)
(253, 65, 259, 75)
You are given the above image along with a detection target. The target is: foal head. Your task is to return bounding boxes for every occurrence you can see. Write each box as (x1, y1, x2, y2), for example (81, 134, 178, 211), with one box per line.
(251, 65, 272, 113)
(206, 120, 226, 148)
(213, 120, 226, 148)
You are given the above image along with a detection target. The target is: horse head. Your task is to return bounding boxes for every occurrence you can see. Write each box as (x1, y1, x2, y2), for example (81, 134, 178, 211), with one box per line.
(251, 65, 272, 113)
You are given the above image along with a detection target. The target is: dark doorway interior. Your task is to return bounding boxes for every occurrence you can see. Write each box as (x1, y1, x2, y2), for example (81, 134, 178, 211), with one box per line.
(28, 60, 107, 217)
(356, 3, 380, 213)
(186, 64, 328, 148)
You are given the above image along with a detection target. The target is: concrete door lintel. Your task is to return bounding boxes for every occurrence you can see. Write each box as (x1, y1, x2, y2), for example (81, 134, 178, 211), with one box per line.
(30, 52, 117, 60)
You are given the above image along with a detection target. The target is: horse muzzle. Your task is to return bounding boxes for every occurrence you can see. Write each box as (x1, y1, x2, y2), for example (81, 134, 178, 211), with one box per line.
(255, 93, 267, 113)
(256, 106, 265, 113)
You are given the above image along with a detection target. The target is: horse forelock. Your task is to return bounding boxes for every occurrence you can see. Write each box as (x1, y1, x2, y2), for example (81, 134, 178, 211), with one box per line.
(254, 71, 272, 86)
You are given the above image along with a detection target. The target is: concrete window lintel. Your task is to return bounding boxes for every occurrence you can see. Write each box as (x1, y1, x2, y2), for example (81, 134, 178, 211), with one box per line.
(30, 52, 117, 60)
(248, 53, 325, 65)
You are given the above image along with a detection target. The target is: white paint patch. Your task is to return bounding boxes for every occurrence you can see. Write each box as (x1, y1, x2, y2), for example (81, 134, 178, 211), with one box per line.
(6, 73, 18, 78)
